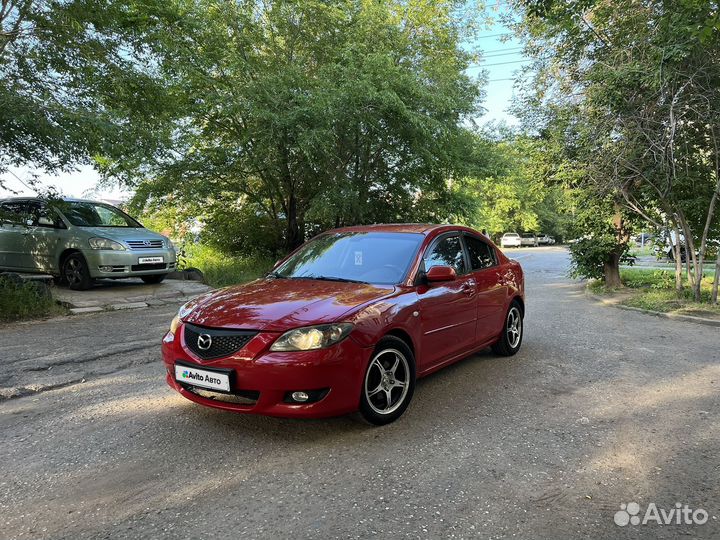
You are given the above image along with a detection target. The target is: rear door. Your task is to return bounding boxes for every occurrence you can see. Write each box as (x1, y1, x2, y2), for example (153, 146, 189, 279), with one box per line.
(417, 234, 478, 369)
(0, 201, 31, 270)
(463, 234, 507, 342)
(23, 201, 67, 272)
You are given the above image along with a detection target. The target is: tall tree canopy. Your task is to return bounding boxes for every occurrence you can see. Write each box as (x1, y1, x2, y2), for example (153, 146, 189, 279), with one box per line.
(516, 0, 720, 296)
(0, 0, 169, 187)
(105, 0, 485, 251)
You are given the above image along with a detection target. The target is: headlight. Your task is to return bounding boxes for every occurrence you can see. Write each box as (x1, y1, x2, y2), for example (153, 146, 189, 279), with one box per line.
(169, 315, 181, 335)
(88, 237, 126, 250)
(166, 238, 175, 250)
(270, 323, 353, 352)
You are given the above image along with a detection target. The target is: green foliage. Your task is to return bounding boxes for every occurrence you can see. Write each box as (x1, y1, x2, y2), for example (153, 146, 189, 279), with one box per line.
(0, 278, 63, 322)
(568, 237, 634, 281)
(518, 0, 720, 298)
(460, 133, 574, 238)
(183, 244, 274, 289)
(0, 0, 171, 186)
(93, 0, 486, 251)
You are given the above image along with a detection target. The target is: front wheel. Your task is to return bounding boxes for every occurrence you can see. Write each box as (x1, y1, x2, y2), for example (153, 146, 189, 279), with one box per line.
(141, 273, 167, 284)
(359, 336, 416, 425)
(492, 301, 524, 356)
(63, 253, 93, 291)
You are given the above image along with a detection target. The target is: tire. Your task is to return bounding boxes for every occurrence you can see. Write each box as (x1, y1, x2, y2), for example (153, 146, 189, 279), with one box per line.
(62, 253, 93, 291)
(492, 300, 524, 357)
(141, 273, 167, 284)
(359, 336, 416, 425)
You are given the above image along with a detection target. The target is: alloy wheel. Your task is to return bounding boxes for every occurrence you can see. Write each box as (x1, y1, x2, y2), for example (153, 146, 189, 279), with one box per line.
(506, 306, 522, 349)
(65, 257, 84, 286)
(364, 348, 410, 415)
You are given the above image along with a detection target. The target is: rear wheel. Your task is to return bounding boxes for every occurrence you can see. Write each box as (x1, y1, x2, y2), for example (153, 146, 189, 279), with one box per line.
(141, 273, 167, 284)
(359, 336, 416, 425)
(492, 301, 523, 356)
(63, 253, 93, 291)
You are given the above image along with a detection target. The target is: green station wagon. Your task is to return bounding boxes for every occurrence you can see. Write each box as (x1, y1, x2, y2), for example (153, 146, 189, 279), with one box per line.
(0, 197, 176, 290)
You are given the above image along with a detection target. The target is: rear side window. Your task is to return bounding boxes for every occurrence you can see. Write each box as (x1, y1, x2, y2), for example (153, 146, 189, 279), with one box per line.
(0, 202, 27, 225)
(425, 235, 466, 275)
(465, 235, 496, 270)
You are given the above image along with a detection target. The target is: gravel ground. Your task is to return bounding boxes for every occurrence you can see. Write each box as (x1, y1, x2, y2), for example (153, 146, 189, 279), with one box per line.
(1, 246, 718, 539)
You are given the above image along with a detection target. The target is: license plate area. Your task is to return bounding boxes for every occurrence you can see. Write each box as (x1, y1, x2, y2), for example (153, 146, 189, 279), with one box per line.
(175, 362, 232, 393)
(139, 256, 164, 264)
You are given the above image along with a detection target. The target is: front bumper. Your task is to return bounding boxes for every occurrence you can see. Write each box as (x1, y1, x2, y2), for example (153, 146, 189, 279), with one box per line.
(84, 248, 176, 278)
(162, 323, 373, 418)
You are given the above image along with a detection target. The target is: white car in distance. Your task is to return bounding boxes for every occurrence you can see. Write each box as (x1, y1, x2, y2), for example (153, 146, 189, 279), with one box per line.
(500, 232, 522, 248)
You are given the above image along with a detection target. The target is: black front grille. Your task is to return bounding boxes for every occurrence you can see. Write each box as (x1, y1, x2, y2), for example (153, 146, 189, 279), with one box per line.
(183, 385, 259, 405)
(131, 263, 167, 271)
(183, 323, 258, 360)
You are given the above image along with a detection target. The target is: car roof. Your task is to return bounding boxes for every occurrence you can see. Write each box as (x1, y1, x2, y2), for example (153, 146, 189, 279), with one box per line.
(326, 223, 483, 236)
(0, 196, 109, 204)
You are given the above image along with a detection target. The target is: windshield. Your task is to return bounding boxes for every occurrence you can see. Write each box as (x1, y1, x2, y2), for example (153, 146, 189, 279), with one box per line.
(56, 201, 141, 228)
(274, 232, 424, 285)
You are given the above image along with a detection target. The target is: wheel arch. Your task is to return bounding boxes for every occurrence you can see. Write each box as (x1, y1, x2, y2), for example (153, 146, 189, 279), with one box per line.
(59, 248, 84, 270)
(384, 328, 415, 357)
(512, 295, 525, 316)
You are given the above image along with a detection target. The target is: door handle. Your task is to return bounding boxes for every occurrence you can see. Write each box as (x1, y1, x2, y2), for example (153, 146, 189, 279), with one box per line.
(460, 283, 475, 296)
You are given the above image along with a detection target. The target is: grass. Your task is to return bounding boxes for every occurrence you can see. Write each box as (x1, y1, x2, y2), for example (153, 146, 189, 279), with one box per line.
(181, 243, 274, 288)
(0, 278, 66, 322)
(590, 268, 720, 317)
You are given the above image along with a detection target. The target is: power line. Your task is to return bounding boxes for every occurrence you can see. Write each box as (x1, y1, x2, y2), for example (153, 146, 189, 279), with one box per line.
(475, 31, 514, 39)
(467, 58, 533, 68)
(482, 50, 525, 59)
(4, 168, 37, 193)
(482, 46, 523, 54)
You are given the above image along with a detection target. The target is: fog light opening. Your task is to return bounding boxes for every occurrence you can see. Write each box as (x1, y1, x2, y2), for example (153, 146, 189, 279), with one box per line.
(284, 388, 330, 404)
(291, 391, 309, 402)
(99, 265, 113, 272)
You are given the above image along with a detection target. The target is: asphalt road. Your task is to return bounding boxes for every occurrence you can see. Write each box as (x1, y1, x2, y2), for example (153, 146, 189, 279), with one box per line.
(1, 246, 718, 539)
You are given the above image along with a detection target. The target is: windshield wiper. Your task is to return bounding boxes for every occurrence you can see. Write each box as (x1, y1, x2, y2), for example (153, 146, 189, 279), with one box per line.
(301, 275, 368, 284)
(266, 271, 285, 279)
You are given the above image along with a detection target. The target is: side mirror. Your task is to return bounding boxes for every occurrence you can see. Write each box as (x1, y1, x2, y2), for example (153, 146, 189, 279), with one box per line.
(426, 265, 457, 282)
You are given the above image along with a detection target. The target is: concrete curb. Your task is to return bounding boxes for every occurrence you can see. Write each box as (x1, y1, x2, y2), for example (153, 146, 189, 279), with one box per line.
(587, 291, 720, 328)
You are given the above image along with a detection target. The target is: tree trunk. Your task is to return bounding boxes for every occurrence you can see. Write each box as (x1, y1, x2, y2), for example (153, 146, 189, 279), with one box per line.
(285, 193, 302, 251)
(604, 203, 626, 288)
(712, 258, 719, 304)
(603, 252, 622, 288)
(671, 221, 683, 295)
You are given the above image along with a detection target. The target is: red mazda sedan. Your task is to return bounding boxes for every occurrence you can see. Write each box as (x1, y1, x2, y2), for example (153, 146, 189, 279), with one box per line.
(162, 224, 524, 424)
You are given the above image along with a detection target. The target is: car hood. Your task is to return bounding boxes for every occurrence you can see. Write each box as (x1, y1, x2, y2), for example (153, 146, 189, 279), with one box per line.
(75, 227, 167, 243)
(184, 278, 396, 331)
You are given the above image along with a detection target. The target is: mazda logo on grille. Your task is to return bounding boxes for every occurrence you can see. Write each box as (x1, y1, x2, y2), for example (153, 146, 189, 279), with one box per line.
(197, 334, 212, 350)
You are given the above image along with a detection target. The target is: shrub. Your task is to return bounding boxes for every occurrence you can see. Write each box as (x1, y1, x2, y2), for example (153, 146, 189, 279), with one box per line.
(0, 277, 63, 322)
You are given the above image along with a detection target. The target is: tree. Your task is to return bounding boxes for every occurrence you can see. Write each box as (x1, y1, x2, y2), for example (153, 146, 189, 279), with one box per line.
(516, 0, 720, 297)
(101, 0, 484, 252)
(0, 0, 170, 189)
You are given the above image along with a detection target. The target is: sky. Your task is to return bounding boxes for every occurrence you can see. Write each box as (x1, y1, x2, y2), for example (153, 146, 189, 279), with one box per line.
(0, 3, 527, 201)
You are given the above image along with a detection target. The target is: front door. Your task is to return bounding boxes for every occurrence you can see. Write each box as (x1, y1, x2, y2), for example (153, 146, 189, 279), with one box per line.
(417, 234, 478, 370)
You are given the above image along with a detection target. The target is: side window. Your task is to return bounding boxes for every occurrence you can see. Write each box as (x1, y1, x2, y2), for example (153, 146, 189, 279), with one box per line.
(0, 202, 27, 225)
(425, 235, 466, 275)
(27, 202, 64, 228)
(465, 235, 496, 270)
